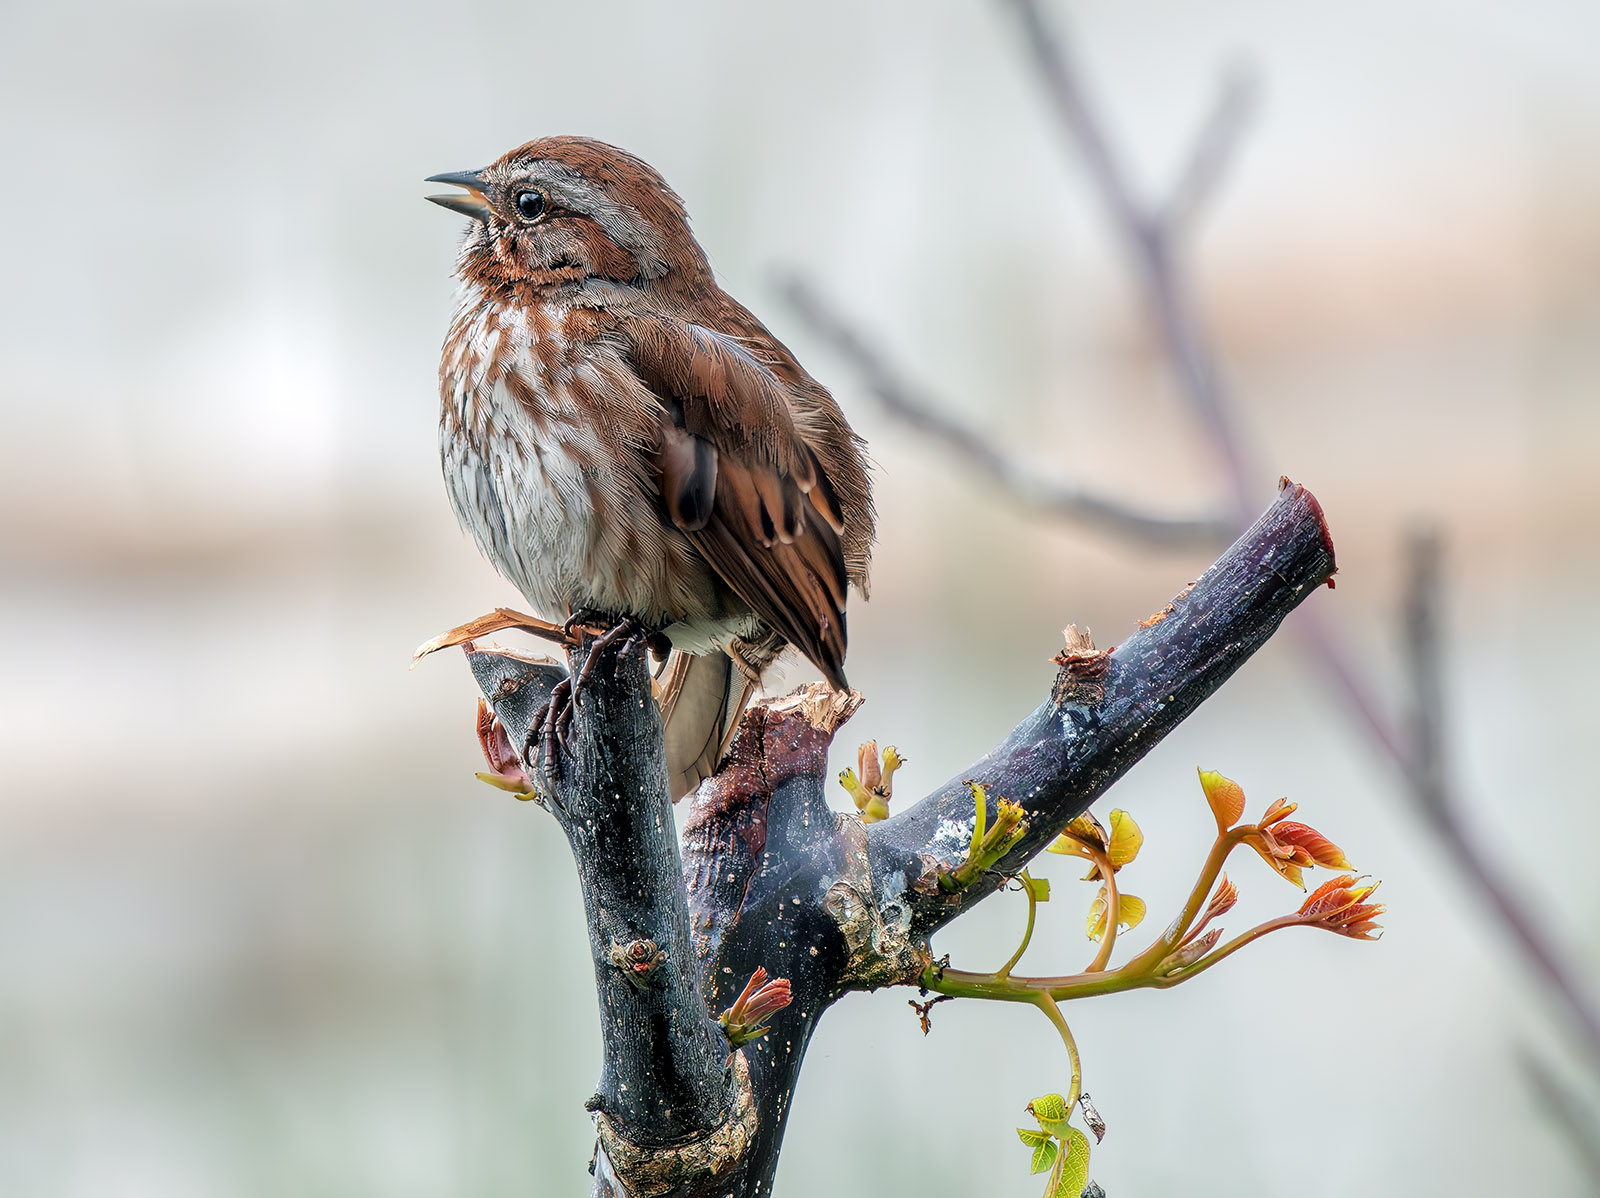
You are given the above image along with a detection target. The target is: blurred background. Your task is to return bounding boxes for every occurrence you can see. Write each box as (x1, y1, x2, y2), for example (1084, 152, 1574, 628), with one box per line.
(4, 0, 1599, 1193)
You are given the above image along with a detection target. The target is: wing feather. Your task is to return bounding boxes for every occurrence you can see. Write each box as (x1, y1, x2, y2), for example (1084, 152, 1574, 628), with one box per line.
(618, 312, 851, 688)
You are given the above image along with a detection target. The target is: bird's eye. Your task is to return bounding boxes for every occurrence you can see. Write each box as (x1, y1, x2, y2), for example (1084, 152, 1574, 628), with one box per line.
(514, 190, 548, 221)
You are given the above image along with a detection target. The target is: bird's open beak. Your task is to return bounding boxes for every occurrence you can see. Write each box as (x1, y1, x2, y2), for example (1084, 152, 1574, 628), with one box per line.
(425, 169, 491, 221)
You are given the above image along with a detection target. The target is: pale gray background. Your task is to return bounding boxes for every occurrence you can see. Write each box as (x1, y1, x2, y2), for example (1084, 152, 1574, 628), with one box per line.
(3, 0, 1599, 1193)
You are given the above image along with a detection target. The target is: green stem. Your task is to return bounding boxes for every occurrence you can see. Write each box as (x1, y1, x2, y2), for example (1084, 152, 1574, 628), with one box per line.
(939, 799, 1029, 894)
(997, 874, 1040, 980)
(1032, 991, 1082, 1110)
(1124, 826, 1249, 976)
(1036, 1145, 1062, 1198)
(924, 914, 1310, 1002)
(1143, 915, 1303, 988)
(1042, 1134, 1066, 1198)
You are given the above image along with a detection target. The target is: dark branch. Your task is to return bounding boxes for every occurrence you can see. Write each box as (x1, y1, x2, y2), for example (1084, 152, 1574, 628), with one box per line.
(465, 643, 747, 1194)
(777, 275, 1234, 550)
(872, 478, 1335, 933)
(465, 481, 1335, 1196)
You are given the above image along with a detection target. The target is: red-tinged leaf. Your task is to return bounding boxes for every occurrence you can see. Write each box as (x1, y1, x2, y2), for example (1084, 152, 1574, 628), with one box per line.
(1299, 874, 1360, 916)
(1259, 797, 1298, 826)
(1205, 875, 1239, 922)
(1298, 876, 1386, 938)
(1159, 927, 1222, 974)
(1273, 821, 1353, 871)
(721, 966, 793, 1045)
(1185, 874, 1240, 945)
(857, 739, 882, 793)
(1198, 769, 1246, 830)
(1247, 831, 1308, 889)
(475, 699, 532, 791)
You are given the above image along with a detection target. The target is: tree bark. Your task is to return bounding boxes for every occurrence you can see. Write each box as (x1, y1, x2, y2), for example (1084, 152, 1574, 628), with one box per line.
(466, 478, 1336, 1197)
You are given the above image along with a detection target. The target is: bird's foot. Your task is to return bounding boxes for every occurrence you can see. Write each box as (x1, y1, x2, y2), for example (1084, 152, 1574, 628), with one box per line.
(571, 615, 651, 695)
(520, 616, 652, 786)
(524, 677, 575, 784)
(561, 607, 616, 641)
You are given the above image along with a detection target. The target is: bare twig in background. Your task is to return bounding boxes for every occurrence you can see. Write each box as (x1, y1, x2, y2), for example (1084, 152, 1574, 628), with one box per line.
(777, 276, 1234, 549)
(1004, 0, 1600, 1067)
(788, 0, 1600, 1073)
(1018, 0, 1600, 1065)
(1403, 536, 1600, 1059)
(998, 0, 1254, 502)
(1163, 64, 1259, 235)
(1400, 526, 1447, 819)
(1519, 1047, 1600, 1189)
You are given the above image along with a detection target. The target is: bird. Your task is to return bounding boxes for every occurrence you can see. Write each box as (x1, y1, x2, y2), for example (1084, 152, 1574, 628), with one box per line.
(426, 137, 874, 800)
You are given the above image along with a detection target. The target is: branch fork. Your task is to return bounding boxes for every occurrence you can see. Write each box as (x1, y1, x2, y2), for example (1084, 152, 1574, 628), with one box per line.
(459, 479, 1338, 1196)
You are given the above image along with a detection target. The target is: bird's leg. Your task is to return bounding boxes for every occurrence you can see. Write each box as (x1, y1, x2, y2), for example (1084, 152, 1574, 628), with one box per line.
(523, 677, 574, 784)
(571, 615, 648, 696)
(518, 615, 655, 783)
(561, 607, 614, 641)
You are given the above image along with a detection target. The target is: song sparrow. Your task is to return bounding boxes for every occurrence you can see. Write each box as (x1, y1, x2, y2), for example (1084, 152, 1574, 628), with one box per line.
(427, 137, 874, 798)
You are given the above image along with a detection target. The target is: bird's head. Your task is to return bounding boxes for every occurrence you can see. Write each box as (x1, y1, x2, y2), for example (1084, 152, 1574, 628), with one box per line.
(426, 137, 709, 294)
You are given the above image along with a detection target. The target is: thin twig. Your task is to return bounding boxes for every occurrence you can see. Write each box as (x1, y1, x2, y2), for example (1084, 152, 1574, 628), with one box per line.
(1518, 1046, 1600, 1187)
(777, 276, 1233, 549)
(1402, 536, 1600, 1059)
(995, 0, 1600, 1062)
(1163, 64, 1259, 235)
(1402, 526, 1447, 819)
(998, 0, 1253, 510)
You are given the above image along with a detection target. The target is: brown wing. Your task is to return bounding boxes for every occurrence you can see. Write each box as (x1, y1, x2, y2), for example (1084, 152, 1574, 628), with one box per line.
(618, 311, 851, 689)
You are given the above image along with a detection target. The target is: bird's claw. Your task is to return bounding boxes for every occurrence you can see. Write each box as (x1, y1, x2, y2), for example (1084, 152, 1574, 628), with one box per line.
(524, 677, 575, 783)
(522, 616, 651, 786)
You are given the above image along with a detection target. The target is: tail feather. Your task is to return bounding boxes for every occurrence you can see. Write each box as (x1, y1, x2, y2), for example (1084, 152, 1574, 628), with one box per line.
(660, 650, 756, 802)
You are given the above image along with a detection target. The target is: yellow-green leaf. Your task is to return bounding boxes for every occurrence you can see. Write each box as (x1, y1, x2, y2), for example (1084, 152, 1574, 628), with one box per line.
(1106, 809, 1143, 867)
(1048, 833, 1086, 857)
(1017, 1127, 1049, 1148)
(838, 767, 872, 813)
(1198, 769, 1246, 831)
(881, 745, 906, 780)
(1027, 1093, 1068, 1124)
(1086, 889, 1109, 941)
(1022, 873, 1051, 903)
(1031, 1138, 1059, 1175)
(1054, 1127, 1091, 1197)
(1087, 887, 1145, 940)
